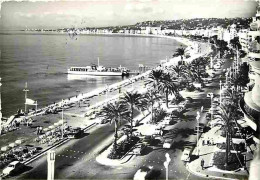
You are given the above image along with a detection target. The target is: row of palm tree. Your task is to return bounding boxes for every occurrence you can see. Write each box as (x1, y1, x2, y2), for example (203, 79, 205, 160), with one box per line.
(97, 48, 211, 153)
(216, 84, 243, 167)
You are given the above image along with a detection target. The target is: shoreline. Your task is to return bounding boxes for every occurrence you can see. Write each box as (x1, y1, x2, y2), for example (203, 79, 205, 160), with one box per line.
(2, 34, 202, 127)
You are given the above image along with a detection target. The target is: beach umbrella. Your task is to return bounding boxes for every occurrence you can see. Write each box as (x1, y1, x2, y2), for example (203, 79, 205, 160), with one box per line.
(15, 140, 22, 145)
(46, 131, 51, 136)
(9, 143, 16, 148)
(1, 146, 9, 152)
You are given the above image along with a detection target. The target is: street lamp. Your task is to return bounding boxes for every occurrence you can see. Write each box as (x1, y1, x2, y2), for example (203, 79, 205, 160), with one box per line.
(23, 82, 29, 114)
(196, 111, 201, 156)
(207, 92, 214, 122)
(0, 77, 2, 135)
(60, 108, 64, 139)
(220, 80, 222, 105)
(76, 90, 80, 107)
(164, 153, 171, 180)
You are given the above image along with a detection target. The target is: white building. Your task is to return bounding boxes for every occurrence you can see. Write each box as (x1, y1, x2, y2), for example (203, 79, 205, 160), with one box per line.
(238, 29, 249, 52)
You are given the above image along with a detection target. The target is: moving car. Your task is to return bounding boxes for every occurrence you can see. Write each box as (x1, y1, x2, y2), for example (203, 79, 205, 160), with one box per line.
(181, 148, 192, 162)
(66, 127, 84, 139)
(163, 139, 174, 149)
(2, 161, 23, 176)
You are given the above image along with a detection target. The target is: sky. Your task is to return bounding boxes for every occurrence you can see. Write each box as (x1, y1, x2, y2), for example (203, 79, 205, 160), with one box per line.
(0, 0, 257, 30)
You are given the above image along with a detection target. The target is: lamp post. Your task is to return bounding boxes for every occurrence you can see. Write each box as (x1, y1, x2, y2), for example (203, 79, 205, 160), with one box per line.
(220, 80, 222, 105)
(76, 90, 80, 107)
(23, 82, 29, 114)
(164, 153, 171, 180)
(208, 92, 214, 122)
(0, 77, 2, 135)
(210, 56, 213, 69)
(196, 111, 201, 156)
(47, 150, 55, 180)
(61, 108, 64, 139)
(225, 72, 228, 85)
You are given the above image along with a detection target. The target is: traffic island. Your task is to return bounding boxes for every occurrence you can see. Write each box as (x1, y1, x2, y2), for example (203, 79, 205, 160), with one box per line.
(96, 135, 138, 166)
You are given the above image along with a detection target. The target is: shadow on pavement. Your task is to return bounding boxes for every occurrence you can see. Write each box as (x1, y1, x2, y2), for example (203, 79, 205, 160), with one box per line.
(141, 146, 153, 155)
(172, 140, 196, 150)
(190, 154, 199, 162)
(10, 165, 33, 177)
(165, 128, 196, 139)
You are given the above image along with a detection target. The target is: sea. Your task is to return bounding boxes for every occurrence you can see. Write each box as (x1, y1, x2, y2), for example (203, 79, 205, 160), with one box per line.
(0, 31, 184, 117)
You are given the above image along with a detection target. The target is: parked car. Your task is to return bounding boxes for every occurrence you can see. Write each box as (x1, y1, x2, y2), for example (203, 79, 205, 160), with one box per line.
(163, 139, 174, 149)
(142, 135, 154, 145)
(133, 143, 146, 155)
(194, 125, 204, 133)
(154, 127, 163, 136)
(185, 97, 193, 103)
(2, 161, 24, 176)
(181, 148, 192, 162)
(100, 118, 109, 124)
(214, 63, 221, 69)
(133, 166, 160, 180)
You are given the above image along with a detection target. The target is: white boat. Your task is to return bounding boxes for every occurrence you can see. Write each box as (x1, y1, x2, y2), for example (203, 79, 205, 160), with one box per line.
(67, 58, 129, 76)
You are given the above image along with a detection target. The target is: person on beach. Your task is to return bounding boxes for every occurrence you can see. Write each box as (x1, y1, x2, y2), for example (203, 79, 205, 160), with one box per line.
(201, 159, 205, 170)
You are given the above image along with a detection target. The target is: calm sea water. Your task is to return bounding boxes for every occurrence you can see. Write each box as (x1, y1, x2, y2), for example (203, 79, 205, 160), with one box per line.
(0, 31, 183, 117)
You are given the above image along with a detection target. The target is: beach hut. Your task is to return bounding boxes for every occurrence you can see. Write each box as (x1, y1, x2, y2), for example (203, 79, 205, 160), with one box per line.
(1, 146, 9, 152)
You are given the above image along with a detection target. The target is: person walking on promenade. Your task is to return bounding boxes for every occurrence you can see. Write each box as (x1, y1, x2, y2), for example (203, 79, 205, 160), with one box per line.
(201, 159, 205, 170)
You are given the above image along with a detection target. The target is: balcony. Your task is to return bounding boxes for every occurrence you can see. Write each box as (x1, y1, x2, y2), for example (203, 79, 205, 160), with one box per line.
(239, 98, 258, 131)
(248, 52, 260, 59)
(248, 31, 260, 36)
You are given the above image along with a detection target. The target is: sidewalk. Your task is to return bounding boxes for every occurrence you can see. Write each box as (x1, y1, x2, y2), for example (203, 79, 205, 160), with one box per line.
(186, 126, 249, 180)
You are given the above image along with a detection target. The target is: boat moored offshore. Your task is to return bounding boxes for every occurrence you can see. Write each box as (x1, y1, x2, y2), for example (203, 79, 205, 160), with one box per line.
(67, 58, 129, 76)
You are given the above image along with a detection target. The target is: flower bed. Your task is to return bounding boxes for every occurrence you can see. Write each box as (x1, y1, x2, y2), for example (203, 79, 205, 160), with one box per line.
(107, 136, 140, 159)
(212, 151, 245, 171)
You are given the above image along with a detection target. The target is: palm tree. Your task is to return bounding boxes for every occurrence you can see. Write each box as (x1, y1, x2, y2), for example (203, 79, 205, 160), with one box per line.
(143, 90, 161, 123)
(120, 91, 143, 136)
(216, 102, 237, 167)
(174, 47, 185, 61)
(158, 73, 179, 108)
(98, 102, 129, 149)
(181, 63, 194, 87)
(169, 65, 184, 78)
(146, 69, 164, 87)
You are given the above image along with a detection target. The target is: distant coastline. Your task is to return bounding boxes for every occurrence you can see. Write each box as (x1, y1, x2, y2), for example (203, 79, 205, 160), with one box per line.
(0, 30, 190, 47)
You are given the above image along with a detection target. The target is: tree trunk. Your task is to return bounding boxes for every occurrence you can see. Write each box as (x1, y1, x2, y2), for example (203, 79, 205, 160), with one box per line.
(151, 101, 154, 123)
(225, 126, 230, 167)
(114, 121, 118, 150)
(166, 89, 169, 108)
(130, 104, 133, 136)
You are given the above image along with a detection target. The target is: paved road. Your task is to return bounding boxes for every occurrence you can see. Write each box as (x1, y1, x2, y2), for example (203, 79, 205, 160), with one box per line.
(15, 121, 128, 179)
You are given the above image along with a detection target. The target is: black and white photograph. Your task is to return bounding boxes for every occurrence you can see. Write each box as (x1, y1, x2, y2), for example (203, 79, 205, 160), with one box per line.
(0, 0, 259, 179)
